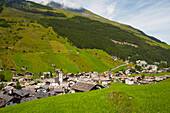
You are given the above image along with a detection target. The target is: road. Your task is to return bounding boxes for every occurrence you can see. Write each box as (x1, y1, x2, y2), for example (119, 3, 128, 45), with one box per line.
(111, 64, 127, 71)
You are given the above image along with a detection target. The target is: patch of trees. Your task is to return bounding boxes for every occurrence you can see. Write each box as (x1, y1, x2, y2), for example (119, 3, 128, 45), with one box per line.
(5, 0, 66, 18)
(38, 16, 170, 66)
(0, 74, 5, 82)
(0, 7, 3, 13)
(15, 7, 66, 17)
(0, 19, 11, 28)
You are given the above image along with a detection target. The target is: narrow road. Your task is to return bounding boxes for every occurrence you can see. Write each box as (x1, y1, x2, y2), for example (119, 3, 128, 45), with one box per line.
(111, 64, 127, 71)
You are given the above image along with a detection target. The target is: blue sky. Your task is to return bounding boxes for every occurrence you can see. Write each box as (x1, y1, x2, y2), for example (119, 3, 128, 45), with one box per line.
(31, 0, 170, 44)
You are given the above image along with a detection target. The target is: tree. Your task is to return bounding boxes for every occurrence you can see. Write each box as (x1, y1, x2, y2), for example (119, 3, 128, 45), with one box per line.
(0, 83, 4, 90)
(50, 71, 52, 78)
(0, 74, 5, 82)
(148, 66, 152, 70)
(167, 69, 170, 72)
(16, 81, 21, 90)
(135, 65, 141, 71)
(142, 74, 145, 79)
(130, 68, 136, 73)
(39, 72, 42, 77)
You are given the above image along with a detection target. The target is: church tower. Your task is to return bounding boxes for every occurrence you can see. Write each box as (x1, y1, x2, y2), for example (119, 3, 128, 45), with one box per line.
(59, 70, 63, 84)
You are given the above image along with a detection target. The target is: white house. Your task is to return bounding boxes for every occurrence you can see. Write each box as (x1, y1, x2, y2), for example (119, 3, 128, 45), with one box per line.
(125, 79, 134, 85)
(147, 65, 158, 71)
(136, 60, 147, 66)
(125, 69, 130, 75)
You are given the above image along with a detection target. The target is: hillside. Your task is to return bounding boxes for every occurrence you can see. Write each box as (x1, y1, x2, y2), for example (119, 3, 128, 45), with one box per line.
(42, 1, 170, 65)
(0, 0, 124, 81)
(0, 0, 170, 76)
(1, 78, 170, 112)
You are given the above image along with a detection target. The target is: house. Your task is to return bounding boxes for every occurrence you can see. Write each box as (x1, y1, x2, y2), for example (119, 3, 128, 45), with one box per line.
(3, 86, 14, 95)
(25, 72, 33, 77)
(139, 81, 149, 85)
(0, 94, 15, 108)
(13, 89, 30, 99)
(54, 86, 65, 94)
(34, 92, 48, 99)
(147, 65, 158, 71)
(67, 73, 74, 78)
(41, 72, 51, 79)
(125, 79, 134, 85)
(24, 78, 33, 82)
(52, 63, 56, 66)
(54, 69, 61, 73)
(155, 76, 164, 82)
(47, 91, 57, 96)
(35, 85, 49, 93)
(164, 75, 170, 79)
(0, 68, 5, 71)
(125, 69, 130, 75)
(136, 60, 147, 66)
(71, 82, 103, 92)
(17, 73, 24, 77)
(22, 66, 27, 70)
(112, 56, 118, 60)
(20, 96, 37, 103)
(11, 77, 19, 82)
(99, 78, 112, 85)
(154, 62, 160, 65)
(10, 69, 16, 73)
(161, 61, 167, 64)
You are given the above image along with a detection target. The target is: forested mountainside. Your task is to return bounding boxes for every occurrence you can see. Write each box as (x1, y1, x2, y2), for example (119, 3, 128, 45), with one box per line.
(0, 0, 170, 73)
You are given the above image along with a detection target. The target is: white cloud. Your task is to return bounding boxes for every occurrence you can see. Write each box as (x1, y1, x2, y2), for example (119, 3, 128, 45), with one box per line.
(113, 0, 170, 44)
(106, 3, 116, 19)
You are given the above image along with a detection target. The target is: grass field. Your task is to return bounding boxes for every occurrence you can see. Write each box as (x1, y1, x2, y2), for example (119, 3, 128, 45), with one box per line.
(0, 78, 170, 113)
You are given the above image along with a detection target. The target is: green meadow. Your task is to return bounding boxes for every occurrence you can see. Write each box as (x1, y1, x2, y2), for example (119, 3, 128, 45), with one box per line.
(1, 78, 170, 113)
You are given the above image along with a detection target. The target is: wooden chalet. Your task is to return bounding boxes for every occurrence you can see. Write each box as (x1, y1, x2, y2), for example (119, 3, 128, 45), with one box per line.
(71, 82, 103, 92)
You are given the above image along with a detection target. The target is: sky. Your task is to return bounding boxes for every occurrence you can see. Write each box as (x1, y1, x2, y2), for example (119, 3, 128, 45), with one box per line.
(30, 0, 170, 44)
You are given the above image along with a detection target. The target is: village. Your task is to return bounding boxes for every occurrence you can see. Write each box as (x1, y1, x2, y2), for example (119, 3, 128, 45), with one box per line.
(0, 59, 170, 108)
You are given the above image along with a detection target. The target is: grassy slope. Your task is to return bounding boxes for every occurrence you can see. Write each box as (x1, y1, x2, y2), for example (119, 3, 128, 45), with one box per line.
(1, 78, 170, 113)
(0, 7, 123, 76)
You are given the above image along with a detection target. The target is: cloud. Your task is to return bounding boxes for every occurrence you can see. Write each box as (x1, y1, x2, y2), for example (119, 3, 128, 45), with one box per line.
(113, 0, 170, 44)
(30, 0, 82, 9)
(106, 2, 116, 19)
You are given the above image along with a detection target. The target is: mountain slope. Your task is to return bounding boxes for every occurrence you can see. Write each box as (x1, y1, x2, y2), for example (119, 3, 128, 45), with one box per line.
(0, 0, 124, 82)
(0, 0, 170, 73)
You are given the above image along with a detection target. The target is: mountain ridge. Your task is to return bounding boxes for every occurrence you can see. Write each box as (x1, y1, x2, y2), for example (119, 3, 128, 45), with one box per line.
(47, 1, 167, 45)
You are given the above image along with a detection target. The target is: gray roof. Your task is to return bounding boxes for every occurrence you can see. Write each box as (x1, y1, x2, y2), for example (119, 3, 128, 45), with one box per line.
(71, 82, 96, 92)
(34, 92, 48, 98)
(14, 89, 30, 97)
(0, 95, 14, 105)
(20, 96, 37, 103)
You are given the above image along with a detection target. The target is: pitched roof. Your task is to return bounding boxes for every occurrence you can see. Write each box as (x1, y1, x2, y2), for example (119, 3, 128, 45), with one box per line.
(34, 92, 48, 98)
(14, 89, 30, 97)
(71, 82, 96, 92)
(0, 94, 14, 107)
